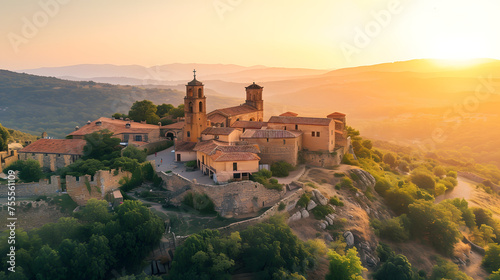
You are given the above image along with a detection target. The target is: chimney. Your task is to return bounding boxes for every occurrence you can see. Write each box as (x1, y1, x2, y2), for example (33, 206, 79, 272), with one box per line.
(87, 120, 91, 125)
(125, 122, 131, 128)
(75, 126, 80, 131)
(96, 121, 102, 126)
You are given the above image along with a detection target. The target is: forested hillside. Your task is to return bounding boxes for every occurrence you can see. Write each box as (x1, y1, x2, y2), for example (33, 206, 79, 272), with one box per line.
(0, 70, 185, 138)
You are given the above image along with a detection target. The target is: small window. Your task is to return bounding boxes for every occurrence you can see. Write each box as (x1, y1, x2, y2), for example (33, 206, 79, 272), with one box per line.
(312, 132, 315, 137)
(267, 138, 269, 142)
(295, 124, 298, 130)
(187, 131, 191, 137)
(57, 154, 61, 157)
(233, 162, 238, 171)
(32, 153, 35, 156)
(283, 139, 286, 144)
(135, 135, 142, 142)
(317, 132, 320, 137)
(233, 173, 241, 179)
(284, 126, 287, 130)
(44, 153, 48, 156)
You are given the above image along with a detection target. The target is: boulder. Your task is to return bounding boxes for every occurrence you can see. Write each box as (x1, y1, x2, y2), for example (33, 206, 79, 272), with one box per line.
(359, 241, 371, 252)
(327, 214, 336, 221)
(343, 231, 355, 247)
(288, 211, 301, 223)
(325, 216, 333, 225)
(301, 209, 309, 218)
(325, 234, 334, 242)
(365, 252, 378, 267)
(319, 221, 327, 229)
(347, 169, 376, 191)
(312, 189, 328, 206)
(307, 200, 317, 211)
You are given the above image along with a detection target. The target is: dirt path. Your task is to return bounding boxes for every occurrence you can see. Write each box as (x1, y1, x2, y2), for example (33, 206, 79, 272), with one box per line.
(435, 176, 475, 203)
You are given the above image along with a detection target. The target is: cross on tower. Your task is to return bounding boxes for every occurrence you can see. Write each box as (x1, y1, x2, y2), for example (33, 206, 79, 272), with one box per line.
(193, 69, 196, 80)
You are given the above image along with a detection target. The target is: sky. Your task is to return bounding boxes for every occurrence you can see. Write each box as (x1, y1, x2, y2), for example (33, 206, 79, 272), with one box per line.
(1, 0, 500, 70)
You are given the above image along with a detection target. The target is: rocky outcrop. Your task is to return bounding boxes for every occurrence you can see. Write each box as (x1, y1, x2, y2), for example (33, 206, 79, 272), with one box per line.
(301, 209, 309, 218)
(307, 200, 317, 211)
(312, 189, 328, 205)
(348, 169, 376, 191)
(344, 231, 355, 247)
(288, 211, 302, 222)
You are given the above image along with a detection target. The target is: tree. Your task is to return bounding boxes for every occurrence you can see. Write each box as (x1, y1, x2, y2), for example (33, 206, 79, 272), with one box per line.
(410, 172, 436, 192)
(408, 202, 461, 255)
(431, 257, 472, 280)
(5, 159, 43, 182)
(77, 199, 113, 223)
(83, 130, 122, 161)
(122, 145, 147, 162)
(488, 269, 500, 280)
(112, 157, 139, 173)
(32, 245, 66, 280)
(383, 153, 397, 168)
(373, 254, 414, 280)
(483, 243, 500, 273)
(325, 247, 365, 280)
(170, 104, 185, 118)
(0, 123, 9, 151)
(433, 166, 447, 177)
(128, 100, 158, 124)
(157, 103, 174, 117)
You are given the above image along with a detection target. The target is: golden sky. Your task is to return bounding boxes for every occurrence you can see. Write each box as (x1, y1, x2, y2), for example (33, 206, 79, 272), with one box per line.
(2, 0, 499, 70)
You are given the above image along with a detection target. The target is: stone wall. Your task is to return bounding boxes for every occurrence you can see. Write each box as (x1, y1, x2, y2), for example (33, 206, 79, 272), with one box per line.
(246, 137, 300, 166)
(19, 152, 79, 172)
(160, 171, 290, 218)
(301, 146, 344, 167)
(0, 150, 18, 173)
(65, 169, 131, 206)
(0, 176, 60, 198)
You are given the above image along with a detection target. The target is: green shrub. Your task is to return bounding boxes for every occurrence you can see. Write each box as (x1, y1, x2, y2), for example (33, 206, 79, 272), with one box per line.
(297, 194, 311, 208)
(334, 172, 345, 177)
(185, 160, 197, 168)
(311, 205, 334, 220)
(278, 202, 286, 211)
(271, 161, 294, 177)
(342, 153, 359, 166)
(329, 196, 344, 207)
(182, 192, 216, 214)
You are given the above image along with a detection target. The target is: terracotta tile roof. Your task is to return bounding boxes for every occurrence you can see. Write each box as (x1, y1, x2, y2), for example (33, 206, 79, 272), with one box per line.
(231, 121, 267, 129)
(194, 140, 260, 162)
(209, 104, 258, 117)
(279, 112, 298, 117)
(19, 139, 86, 155)
(210, 151, 260, 162)
(207, 114, 227, 124)
(113, 190, 123, 199)
(241, 129, 301, 139)
(201, 127, 236, 136)
(268, 116, 333, 126)
(161, 121, 185, 129)
(327, 112, 346, 118)
(68, 117, 160, 137)
(175, 141, 197, 152)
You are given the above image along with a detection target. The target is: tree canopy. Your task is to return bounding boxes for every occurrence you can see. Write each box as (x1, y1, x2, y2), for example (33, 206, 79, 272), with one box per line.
(128, 100, 159, 124)
(0, 123, 9, 151)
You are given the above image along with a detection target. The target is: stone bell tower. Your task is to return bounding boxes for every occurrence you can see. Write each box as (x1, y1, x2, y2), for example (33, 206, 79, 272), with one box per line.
(183, 70, 207, 142)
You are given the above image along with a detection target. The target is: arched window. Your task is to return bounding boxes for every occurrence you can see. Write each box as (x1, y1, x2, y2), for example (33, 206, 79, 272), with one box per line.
(249, 118, 254, 122)
(188, 88, 193, 97)
(189, 102, 193, 113)
(199, 101, 203, 112)
(187, 131, 191, 137)
(198, 88, 202, 98)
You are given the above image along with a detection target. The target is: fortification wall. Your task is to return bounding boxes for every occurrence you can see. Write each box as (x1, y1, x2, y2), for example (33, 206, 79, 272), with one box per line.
(0, 176, 60, 198)
(161, 171, 290, 217)
(65, 169, 130, 206)
(0, 150, 18, 173)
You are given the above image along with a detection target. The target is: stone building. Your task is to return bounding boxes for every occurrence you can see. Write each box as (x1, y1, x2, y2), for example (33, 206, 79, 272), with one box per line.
(207, 82, 264, 127)
(240, 129, 302, 166)
(230, 120, 268, 132)
(67, 117, 162, 147)
(201, 127, 242, 143)
(18, 139, 86, 171)
(267, 115, 336, 152)
(193, 140, 260, 183)
(0, 150, 19, 173)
